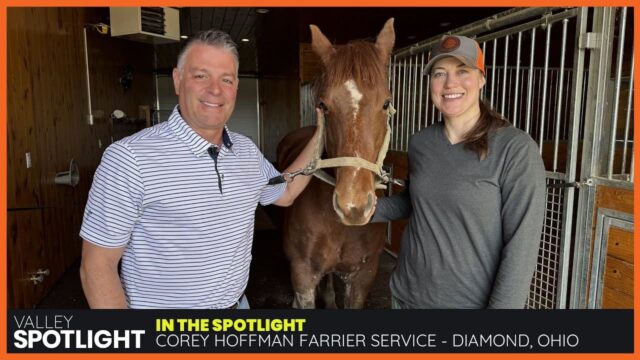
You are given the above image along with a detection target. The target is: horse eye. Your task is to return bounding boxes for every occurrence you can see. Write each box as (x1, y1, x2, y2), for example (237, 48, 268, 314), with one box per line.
(383, 99, 392, 110)
(318, 102, 329, 114)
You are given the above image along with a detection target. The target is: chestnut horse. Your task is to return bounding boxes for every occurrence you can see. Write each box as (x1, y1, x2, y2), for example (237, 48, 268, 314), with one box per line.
(277, 19, 395, 308)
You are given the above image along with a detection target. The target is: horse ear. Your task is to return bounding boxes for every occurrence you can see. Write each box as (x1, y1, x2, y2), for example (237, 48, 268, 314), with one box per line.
(375, 18, 395, 64)
(310, 24, 336, 64)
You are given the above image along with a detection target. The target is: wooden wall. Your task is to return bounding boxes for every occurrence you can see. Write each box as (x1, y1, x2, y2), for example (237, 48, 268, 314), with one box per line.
(7, 7, 155, 308)
(299, 43, 322, 85)
(590, 185, 634, 309)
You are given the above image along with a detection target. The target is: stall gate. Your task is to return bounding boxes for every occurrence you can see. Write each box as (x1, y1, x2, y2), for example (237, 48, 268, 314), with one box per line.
(388, 7, 634, 309)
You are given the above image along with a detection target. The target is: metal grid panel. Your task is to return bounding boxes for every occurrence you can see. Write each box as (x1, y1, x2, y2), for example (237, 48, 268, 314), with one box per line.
(526, 177, 564, 309)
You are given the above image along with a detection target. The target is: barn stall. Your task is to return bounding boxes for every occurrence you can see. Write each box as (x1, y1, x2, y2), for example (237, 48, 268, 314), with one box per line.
(7, 7, 633, 309)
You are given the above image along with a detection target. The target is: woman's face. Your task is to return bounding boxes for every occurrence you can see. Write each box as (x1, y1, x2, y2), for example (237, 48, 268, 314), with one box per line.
(429, 57, 485, 121)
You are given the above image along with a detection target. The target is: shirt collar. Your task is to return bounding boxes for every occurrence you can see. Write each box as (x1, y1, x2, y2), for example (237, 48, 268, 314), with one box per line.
(168, 106, 236, 156)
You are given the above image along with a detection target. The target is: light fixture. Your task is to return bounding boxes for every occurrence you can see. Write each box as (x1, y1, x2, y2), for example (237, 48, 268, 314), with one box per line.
(241, 38, 250, 42)
(180, 35, 188, 39)
(256, 8, 269, 14)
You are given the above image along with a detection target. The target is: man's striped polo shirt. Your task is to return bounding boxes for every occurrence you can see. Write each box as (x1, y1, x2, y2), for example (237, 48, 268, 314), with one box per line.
(80, 106, 286, 308)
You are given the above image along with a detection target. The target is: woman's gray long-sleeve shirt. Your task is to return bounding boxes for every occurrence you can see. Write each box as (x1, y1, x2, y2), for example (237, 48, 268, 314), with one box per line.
(373, 122, 546, 309)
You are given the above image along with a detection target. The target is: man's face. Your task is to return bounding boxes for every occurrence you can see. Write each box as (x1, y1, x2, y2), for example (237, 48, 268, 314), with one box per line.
(172, 44, 238, 138)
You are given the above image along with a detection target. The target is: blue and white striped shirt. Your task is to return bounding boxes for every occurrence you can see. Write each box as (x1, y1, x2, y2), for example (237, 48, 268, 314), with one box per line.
(80, 106, 286, 308)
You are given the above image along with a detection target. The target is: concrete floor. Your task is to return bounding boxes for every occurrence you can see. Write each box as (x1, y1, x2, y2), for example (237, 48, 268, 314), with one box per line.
(37, 206, 394, 309)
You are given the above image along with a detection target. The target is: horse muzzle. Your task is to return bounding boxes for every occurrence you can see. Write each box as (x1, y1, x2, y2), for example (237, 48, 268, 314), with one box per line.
(332, 189, 376, 226)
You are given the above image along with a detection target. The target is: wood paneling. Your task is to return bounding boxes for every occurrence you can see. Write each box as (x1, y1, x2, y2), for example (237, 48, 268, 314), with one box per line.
(8, 210, 49, 309)
(7, 9, 41, 209)
(588, 185, 634, 309)
(602, 286, 633, 309)
(594, 185, 633, 215)
(299, 43, 322, 84)
(606, 227, 633, 264)
(8, 7, 157, 308)
(603, 256, 633, 296)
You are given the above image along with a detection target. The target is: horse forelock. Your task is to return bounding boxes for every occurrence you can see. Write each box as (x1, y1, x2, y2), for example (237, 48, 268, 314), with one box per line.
(315, 41, 387, 98)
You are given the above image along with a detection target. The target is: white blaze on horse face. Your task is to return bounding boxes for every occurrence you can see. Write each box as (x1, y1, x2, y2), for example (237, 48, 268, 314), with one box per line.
(344, 80, 363, 119)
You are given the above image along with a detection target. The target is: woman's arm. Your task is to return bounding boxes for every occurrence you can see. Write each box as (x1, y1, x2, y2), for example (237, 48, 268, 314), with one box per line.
(488, 138, 546, 309)
(370, 185, 412, 223)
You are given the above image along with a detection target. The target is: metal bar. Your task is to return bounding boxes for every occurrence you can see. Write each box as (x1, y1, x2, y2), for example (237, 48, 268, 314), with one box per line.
(399, 58, 406, 150)
(431, 95, 437, 125)
(548, 70, 557, 146)
(82, 27, 94, 125)
(411, 55, 418, 137)
(512, 32, 522, 128)
(536, 68, 543, 139)
(553, 19, 569, 172)
(392, 59, 400, 150)
(418, 52, 424, 131)
(538, 23, 552, 154)
(505, 66, 513, 119)
(390, 56, 397, 150)
(490, 38, 497, 107)
(475, 9, 578, 44)
(425, 69, 431, 128)
(607, 7, 627, 178)
(571, 7, 616, 309)
(395, 7, 560, 58)
(501, 35, 510, 115)
(621, 51, 634, 174)
(407, 56, 414, 149)
(562, 69, 573, 140)
(525, 27, 537, 134)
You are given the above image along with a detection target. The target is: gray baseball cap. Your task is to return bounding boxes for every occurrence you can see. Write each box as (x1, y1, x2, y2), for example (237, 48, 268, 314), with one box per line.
(424, 35, 485, 76)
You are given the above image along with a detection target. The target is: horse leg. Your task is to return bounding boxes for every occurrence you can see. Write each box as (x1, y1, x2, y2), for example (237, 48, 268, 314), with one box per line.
(318, 273, 338, 309)
(343, 255, 380, 309)
(290, 260, 321, 309)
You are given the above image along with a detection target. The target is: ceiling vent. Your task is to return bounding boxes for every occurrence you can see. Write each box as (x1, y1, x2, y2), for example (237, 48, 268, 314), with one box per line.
(110, 7, 180, 44)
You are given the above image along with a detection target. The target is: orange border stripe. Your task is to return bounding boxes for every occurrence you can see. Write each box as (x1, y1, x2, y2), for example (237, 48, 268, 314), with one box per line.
(2, 3, 638, 360)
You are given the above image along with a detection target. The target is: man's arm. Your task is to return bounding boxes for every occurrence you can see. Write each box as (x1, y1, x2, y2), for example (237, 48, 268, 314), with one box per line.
(79, 240, 128, 309)
(273, 109, 322, 207)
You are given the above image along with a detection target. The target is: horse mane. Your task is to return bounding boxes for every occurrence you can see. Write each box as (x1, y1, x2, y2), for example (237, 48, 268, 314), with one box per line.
(313, 40, 387, 99)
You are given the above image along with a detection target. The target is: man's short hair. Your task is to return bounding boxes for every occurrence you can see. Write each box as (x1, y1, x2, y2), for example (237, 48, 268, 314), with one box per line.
(176, 29, 239, 72)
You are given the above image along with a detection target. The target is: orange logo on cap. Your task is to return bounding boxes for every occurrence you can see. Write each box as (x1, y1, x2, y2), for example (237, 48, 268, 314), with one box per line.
(440, 36, 460, 52)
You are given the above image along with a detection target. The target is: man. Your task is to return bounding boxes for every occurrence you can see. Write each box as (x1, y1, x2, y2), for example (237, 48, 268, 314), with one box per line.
(79, 30, 317, 309)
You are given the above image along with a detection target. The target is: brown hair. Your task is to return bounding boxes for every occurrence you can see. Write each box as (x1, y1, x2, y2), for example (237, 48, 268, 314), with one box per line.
(463, 100, 510, 160)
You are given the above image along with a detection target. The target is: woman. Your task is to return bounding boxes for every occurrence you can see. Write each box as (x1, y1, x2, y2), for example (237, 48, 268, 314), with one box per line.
(372, 35, 546, 309)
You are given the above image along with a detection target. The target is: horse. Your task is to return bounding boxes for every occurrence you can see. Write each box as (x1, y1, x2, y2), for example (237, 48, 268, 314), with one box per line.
(276, 19, 395, 309)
